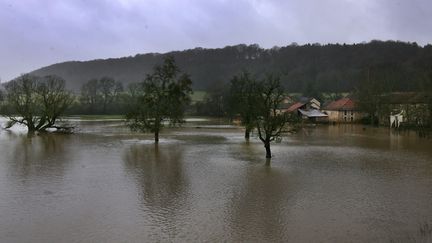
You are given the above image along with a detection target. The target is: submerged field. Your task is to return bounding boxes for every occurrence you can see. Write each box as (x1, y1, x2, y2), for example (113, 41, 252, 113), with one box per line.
(0, 118, 432, 242)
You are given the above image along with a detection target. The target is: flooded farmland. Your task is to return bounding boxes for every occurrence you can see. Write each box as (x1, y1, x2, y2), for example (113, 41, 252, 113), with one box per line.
(1, 119, 432, 242)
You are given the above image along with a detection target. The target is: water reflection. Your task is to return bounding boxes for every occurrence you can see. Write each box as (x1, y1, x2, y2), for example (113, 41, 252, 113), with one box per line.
(4, 133, 71, 181)
(0, 123, 431, 242)
(123, 143, 189, 239)
(230, 141, 264, 164)
(228, 165, 295, 242)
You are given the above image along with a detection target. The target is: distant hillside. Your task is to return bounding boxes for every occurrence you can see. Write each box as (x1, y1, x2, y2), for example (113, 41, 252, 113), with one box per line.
(28, 41, 432, 92)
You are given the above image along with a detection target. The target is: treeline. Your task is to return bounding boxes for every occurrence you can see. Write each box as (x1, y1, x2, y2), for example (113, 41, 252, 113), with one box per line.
(0, 57, 298, 162)
(72, 77, 125, 114)
(29, 40, 432, 93)
(0, 57, 193, 129)
(356, 66, 432, 127)
(1, 74, 198, 116)
(68, 77, 193, 115)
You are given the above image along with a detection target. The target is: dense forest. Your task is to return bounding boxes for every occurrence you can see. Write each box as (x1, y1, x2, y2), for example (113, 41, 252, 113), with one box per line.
(26, 40, 432, 93)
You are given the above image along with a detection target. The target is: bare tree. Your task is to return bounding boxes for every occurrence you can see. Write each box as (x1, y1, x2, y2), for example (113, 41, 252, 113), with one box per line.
(38, 75, 75, 130)
(80, 79, 100, 111)
(255, 75, 289, 162)
(0, 89, 4, 103)
(356, 66, 391, 125)
(419, 70, 432, 134)
(228, 71, 261, 140)
(2, 74, 74, 133)
(126, 56, 192, 143)
(426, 71, 432, 128)
(99, 77, 123, 113)
(80, 77, 123, 113)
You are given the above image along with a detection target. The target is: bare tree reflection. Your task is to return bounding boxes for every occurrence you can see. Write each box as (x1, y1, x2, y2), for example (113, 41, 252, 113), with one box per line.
(230, 141, 264, 164)
(5, 133, 71, 181)
(122, 143, 189, 239)
(227, 142, 297, 241)
(227, 165, 295, 241)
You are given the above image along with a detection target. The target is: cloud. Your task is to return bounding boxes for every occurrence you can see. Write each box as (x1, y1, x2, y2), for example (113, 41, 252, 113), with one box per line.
(0, 0, 431, 81)
(378, 0, 432, 44)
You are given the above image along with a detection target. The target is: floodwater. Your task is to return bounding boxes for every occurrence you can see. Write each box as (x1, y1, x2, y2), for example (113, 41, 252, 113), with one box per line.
(1, 118, 432, 242)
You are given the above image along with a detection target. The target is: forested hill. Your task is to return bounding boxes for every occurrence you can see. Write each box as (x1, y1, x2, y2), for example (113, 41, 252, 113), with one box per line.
(29, 41, 432, 92)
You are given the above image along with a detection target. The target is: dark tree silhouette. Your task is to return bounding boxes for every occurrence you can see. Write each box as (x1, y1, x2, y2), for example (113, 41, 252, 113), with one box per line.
(80, 77, 123, 114)
(255, 75, 289, 161)
(126, 56, 192, 143)
(356, 66, 390, 125)
(2, 74, 74, 132)
(80, 78, 99, 110)
(228, 71, 261, 140)
(0, 89, 4, 103)
(29, 41, 429, 93)
(423, 70, 432, 127)
(99, 77, 123, 113)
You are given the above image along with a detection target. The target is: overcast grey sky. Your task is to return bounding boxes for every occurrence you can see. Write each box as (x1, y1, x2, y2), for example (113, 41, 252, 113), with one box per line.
(1, 0, 431, 81)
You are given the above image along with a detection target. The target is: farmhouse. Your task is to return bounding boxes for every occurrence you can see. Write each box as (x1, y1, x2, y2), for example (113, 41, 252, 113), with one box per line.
(285, 97, 321, 113)
(323, 97, 365, 123)
(285, 97, 328, 122)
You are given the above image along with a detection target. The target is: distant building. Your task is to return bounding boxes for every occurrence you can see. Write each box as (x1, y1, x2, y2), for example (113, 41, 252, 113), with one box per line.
(285, 97, 321, 113)
(323, 97, 365, 123)
(378, 92, 430, 126)
(285, 97, 328, 122)
(297, 108, 328, 122)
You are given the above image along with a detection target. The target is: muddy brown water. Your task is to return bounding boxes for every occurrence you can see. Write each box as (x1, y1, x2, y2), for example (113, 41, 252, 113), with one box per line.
(1, 119, 432, 242)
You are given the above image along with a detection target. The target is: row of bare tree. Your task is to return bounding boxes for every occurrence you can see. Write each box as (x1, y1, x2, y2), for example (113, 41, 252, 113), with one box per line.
(0, 57, 296, 162)
(227, 71, 299, 159)
(80, 77, 124, 114)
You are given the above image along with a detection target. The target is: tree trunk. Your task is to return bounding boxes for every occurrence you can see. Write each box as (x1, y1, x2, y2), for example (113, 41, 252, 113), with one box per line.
(265, 158, 271, 166)
(27, 123, 36, 133)
(103, 100, 108, 114)
(264, 141, 271, 159)
(27, 128, 36, 134)
(245, 128, 250, 140)
(154, 131, 159, 143)
(370, 113, 378, 126)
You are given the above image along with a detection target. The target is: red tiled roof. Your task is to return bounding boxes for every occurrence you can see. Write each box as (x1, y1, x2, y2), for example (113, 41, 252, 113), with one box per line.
(286, 102, 305, 112)
(324, 98, 356, 111)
